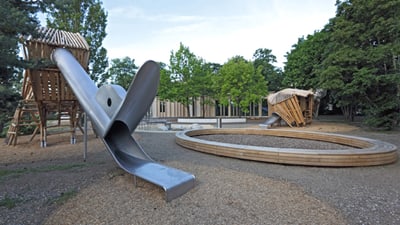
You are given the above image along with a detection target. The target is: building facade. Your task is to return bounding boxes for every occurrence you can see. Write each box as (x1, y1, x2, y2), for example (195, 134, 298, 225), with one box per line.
(150, 96, 268, 118)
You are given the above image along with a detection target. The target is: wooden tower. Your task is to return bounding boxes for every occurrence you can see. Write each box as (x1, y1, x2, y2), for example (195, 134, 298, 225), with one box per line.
(6, 27, 90, 146)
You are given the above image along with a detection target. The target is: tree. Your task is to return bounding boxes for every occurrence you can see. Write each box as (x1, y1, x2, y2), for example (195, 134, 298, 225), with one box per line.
(253, 48, 283, 92)
(218, 56, 267, 116)
(169, 43, 203, 117)
(45, 0, 109, 85)
(107, 57, 138, 90)
(319, 0, 400, 128)
(0, 0, 41, 136)
(196, 62, 220, 117)
(157, 62, 174, 100)
(284, 0, 400, 129)
(283, 29, 330, 90)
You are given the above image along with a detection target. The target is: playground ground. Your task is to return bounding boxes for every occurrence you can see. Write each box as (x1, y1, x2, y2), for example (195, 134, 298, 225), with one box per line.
(1, 116, 399, 225)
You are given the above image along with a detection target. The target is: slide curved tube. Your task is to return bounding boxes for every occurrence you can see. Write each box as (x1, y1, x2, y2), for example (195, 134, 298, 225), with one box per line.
(51, 48, 195, 201)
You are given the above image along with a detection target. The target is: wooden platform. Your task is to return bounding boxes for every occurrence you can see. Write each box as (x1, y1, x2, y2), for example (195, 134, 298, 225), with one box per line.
(176, 128, 398, 167)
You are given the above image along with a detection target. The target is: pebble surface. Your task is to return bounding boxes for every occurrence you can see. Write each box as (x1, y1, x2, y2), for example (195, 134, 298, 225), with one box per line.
(195, 134, 354, 149)
(44, 162, 346, 225)
(1, 123, 399, 225)
(47, 130, 400, 225)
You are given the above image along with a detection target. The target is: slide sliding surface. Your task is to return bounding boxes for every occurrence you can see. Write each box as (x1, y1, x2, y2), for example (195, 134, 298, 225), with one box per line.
(51, 48, 195, 201)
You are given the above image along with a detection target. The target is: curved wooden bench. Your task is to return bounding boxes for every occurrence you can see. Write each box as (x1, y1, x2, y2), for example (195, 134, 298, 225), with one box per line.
(176, 128, 398, 167)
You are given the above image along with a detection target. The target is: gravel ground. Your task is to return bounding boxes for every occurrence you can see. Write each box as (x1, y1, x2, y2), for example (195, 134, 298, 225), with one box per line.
(1, 120, 399, 225)
(195, 134, 354, 149)
(136, 129, 400, 225)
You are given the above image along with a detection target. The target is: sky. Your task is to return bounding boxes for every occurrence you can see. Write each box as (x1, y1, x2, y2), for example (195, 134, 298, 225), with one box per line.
(102, 0, 337, 69)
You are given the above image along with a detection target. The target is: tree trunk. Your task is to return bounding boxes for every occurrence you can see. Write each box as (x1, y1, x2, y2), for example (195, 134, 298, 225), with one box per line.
(201, 96, 205, 118)
(341, 105, 355, 122)
(186, 97, 190, 117)
(192, 98, 195, 117)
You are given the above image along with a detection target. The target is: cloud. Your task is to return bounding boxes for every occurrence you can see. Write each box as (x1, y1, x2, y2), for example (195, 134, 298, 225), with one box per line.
(159, 15, 205, 23)
(107, 5, 145, 19)
(103, 0, 337, 69)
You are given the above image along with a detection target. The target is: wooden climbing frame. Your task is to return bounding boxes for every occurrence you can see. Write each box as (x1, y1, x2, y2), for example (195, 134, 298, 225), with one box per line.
(6, 27, 90, 146)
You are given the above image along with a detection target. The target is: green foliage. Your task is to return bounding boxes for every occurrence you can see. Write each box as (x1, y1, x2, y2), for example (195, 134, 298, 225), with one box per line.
(199, 63, 221, 116)
(284, 0, 400, 129)
(108, 57, 138, 90)
(0, 1, 35, 73)
(158, 62, 175, 101)
(0, 86, 21, 137)
(218, 56, 267, 115)
(253, 48, 281, 92)
(45, 0, 109, 85)
(163, 44, 225, 117)
(164, 46, 270, 117)
(169, 43, 204, 116)
(362, 73, 400, 129)
(0, 0, 41, 137)
(284, 30, 329, 90)
(0, 195, 21, 209)
(322, 0, 400, 127)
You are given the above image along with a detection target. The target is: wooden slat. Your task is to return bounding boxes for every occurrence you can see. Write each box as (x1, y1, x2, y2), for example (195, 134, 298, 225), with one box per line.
(274, 103, 294, 127)
(289, 96, 304, 125)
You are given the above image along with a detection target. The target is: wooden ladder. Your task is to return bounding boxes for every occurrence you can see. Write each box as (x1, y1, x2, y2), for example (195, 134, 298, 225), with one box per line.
(6, 101, 39, 146)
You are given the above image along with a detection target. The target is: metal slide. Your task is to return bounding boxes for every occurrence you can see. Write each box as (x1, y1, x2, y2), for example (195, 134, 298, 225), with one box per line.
(51, 48, 195, 201)
(259, 112, 281, 128)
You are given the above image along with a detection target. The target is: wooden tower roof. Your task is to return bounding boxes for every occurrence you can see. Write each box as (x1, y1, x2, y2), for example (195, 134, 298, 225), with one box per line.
(23, 27, 90, 70)
(31, 26, 90, 50)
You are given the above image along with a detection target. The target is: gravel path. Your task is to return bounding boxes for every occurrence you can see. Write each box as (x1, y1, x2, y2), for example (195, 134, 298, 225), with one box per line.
(47, 130, 400, 225)
(195, 134, 355, 149)
(142, 130, 400, 225)
(44, 162, 345, 225)
(1, 122, 399, 225)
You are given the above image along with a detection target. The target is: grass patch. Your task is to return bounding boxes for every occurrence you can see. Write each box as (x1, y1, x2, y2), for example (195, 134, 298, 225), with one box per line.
(0, 168, 27, 177)
(50, 189, 78, 205)
(0, 195, 21, 209)
(33, 163, 87, 173)
(0, 163, 88, 182)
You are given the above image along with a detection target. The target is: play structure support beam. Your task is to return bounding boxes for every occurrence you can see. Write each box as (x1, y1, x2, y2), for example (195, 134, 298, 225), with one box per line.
(83, 112, 88, 162)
